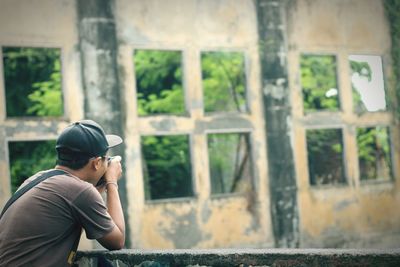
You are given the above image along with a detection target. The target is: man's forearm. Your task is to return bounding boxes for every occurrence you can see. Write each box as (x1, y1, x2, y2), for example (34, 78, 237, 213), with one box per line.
(106, 183, 125, 241)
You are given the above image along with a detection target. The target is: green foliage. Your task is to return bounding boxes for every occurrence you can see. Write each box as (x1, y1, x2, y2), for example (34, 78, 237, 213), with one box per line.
(208, 133, 251, 194)
(201, 51, 247, 113)
(306, 129, 345, 185)
(3, 47, 63, 117)
(27, 59, 63, 116)
(350, 61, 372, 81)
(8, 141, 56, 193)
(134, 50, 184, 115)
(300, 55, 339, 111)
(141, 135, 193, 200)
(357, 127, 392, 180)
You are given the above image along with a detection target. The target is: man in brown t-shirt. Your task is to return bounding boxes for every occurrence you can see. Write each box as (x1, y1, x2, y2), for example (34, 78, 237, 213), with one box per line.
(0, 120, 126, 266)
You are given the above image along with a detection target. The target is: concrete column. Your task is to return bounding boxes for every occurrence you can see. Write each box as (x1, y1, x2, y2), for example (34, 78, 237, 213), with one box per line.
(76, 0, 131, 247)
(255, 0, 299, 247)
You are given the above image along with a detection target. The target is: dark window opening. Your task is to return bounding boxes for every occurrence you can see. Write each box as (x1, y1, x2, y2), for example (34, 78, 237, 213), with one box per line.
(3, 47, 63, 117)
(306, 128, 345, 185)
(208, 132, 253, 195)
(357, 126, 392, 181)
(141, 135, 193, 200)
(8, 140, 56, 193)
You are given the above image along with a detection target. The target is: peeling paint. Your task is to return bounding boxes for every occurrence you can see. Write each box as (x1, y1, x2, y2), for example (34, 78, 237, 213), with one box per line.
(334, 198, 359, 212)
(162, 208, 203, 248)
(263, 78, 286, 100)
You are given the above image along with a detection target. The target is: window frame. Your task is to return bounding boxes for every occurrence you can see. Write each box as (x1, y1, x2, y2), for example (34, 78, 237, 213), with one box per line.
(129, 45, 260, 204)
(0, 44, 67, 121)
(292, 49, 396, 190)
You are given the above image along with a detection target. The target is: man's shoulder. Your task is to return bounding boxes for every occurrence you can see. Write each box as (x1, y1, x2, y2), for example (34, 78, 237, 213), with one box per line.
(36, 170, 95, 201)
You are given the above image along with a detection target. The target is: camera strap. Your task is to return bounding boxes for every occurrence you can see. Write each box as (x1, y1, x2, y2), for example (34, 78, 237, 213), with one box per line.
(0, 169, 68, 219)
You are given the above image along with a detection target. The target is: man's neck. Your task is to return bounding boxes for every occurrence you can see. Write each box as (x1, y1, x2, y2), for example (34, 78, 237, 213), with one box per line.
(55, 165, 87, 181)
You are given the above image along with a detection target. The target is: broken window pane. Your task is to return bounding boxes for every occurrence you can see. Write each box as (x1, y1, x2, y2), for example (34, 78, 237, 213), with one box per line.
(3, 47, 63, 117)
(141, 135, 193, 200)
(8, 140, 56, 193)
(201, 51, 247, 113)
(300, 54, 340, 112)
(134, 50, 185, 116)
(349, 55, 386, 113)
(208, 133, 253, 195)
(306, 129, 345, 185)
(357, 127, 392, 181)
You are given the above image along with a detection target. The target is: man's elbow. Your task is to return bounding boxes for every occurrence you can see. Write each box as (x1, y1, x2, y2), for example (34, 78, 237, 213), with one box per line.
(110, 239, 125, 250)
(98, 229, 125, 250)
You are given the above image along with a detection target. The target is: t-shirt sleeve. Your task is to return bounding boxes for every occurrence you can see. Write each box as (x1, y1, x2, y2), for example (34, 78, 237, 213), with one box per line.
(72, 186, 115, 240)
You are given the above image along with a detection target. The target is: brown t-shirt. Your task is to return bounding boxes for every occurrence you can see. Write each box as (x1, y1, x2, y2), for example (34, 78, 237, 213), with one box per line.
(0, 170, 115, 267)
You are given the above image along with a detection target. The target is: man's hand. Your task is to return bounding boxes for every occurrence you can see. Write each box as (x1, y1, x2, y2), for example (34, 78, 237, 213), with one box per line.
(104, 156, 122, 183)
(97, 155, 125, 250)
(95, 156, 122, 193)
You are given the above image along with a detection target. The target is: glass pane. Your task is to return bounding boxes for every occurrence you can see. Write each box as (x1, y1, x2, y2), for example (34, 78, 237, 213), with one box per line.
(201, 51, 247, 113)
(349, 55, 386, 113)
(141, 135, 193, 200)
(306, 129, 345, 185)
(300, 55, 340, 112)
(208, 133, 252, 195)
(134, 50, 185, 116)
(3, 47, 63, 117)
(357, 127, 392, 181)
(8, 140, 56, 193)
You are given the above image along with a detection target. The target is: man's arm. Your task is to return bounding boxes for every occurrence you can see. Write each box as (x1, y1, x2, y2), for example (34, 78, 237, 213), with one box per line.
(97, 157, 125, 250)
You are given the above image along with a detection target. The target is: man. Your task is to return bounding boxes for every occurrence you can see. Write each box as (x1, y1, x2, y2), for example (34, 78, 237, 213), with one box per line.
(0, 120, 125, 266)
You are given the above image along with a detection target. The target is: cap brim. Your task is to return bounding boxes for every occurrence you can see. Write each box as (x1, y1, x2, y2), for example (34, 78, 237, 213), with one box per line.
(106, 134, 123, 148)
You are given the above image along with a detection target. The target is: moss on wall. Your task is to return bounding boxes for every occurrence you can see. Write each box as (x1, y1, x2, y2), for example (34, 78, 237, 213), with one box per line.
(384, 0, 400, 119)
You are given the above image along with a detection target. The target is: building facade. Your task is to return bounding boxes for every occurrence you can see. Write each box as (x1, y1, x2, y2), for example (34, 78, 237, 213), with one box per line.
(0, 0, 399, 249)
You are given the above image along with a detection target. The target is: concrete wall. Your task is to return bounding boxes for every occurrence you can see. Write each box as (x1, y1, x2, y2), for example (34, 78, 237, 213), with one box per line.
(115, 0, 272, 249)
(286, 0, 400, 248)
(0, 0, 399, 250)
(74, 248, 400, 267)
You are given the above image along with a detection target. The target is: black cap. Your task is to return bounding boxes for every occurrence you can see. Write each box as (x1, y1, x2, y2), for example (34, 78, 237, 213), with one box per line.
(56, 120, 122, 161)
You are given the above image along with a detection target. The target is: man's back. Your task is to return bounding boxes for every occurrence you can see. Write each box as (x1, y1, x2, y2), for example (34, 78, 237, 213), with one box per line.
(0, 170, 114, 267)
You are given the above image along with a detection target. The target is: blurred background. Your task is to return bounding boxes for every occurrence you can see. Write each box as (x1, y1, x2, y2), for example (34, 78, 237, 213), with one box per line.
(0, 0, 399, 249)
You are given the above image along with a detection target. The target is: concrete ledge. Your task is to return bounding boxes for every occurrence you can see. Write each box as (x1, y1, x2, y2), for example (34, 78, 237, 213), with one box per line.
(74, 248, 400, 266)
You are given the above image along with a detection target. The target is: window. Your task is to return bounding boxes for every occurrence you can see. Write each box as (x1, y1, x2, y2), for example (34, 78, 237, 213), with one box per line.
(349, 55, 387, 114)
(298, 53, 393, 187)
(134, 49, 185, 116)
(141, 135, 193, 200)
(2, 47, 63, 117)
(207, 132, 253, 195)
(133, 48, 256, 201)
(306, 129, 345, 185)
(357, 126, 392, 181)
(300, 54, 340, 112)
(201, 51, 247, 113)
(8, 140, 56, 193)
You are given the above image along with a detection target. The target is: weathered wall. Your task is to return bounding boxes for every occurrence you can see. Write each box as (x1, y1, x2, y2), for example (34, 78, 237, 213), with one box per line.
(286, 0, 400, 247)
(115, 0, 273, 249)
